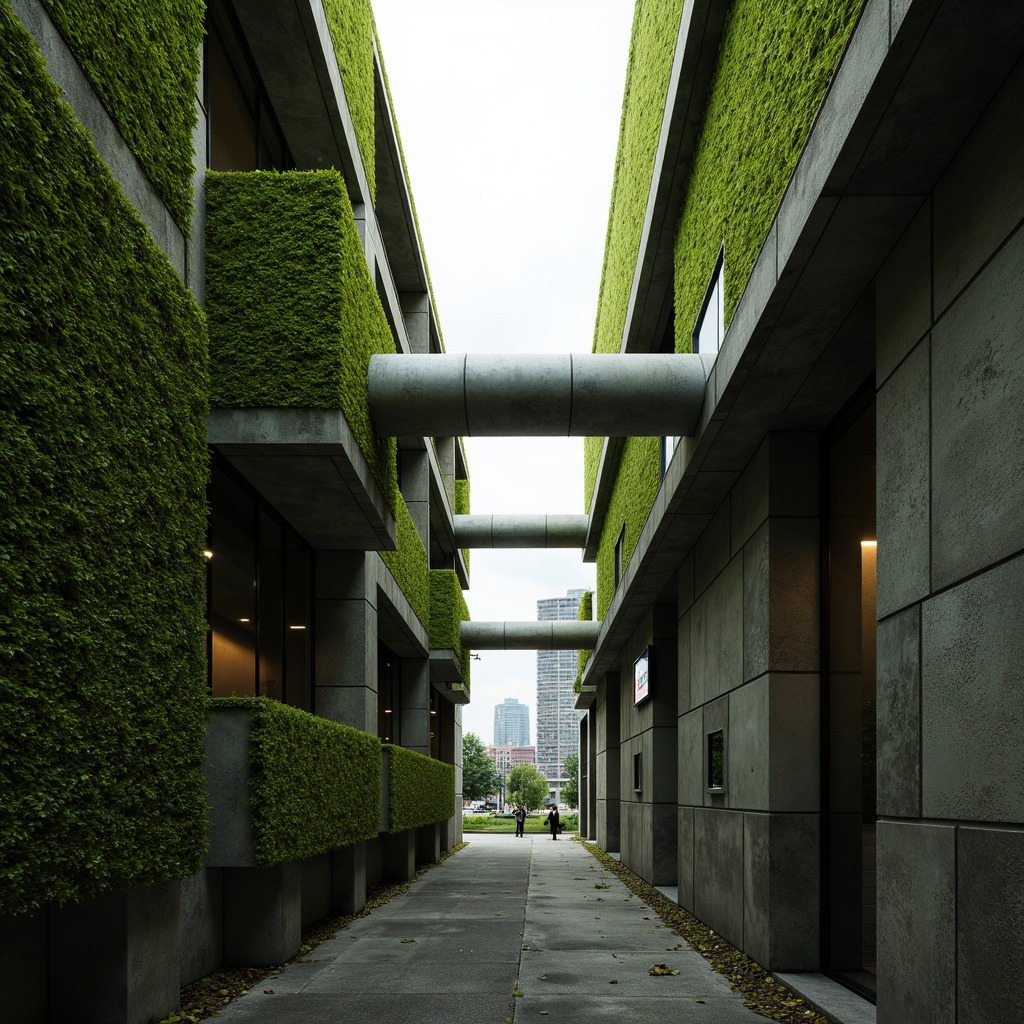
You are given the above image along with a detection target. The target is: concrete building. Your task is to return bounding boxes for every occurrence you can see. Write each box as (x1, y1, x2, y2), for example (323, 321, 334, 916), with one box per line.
(1, 0, 469, 1020)
(536, 590, 587, 801)
(493, 697, 531, 747)
(486, 744, 537, 808)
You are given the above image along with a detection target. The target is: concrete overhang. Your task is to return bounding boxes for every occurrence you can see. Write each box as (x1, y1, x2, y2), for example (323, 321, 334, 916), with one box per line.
(206, 408, 395, 551)
(584, 0, 1024, 683)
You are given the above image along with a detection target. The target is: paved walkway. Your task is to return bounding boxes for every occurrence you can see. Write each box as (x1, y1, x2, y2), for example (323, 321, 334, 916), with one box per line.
(215, 833, 762, 1023)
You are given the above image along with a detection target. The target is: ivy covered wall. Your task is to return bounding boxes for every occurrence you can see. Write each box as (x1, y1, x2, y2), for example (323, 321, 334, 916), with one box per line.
(380, 501, 430, 627)
(385, 745, 455, 833)
(0, 4, 209, 915)
(39, 0, 203, 232)
(429, 569, 471, 691)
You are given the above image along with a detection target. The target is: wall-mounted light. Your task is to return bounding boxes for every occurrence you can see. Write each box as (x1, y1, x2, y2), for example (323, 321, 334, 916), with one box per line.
(288, 625, 306, 630)
(239, 618, 251, 623)
(383, 709, 392, 714)
(203, 549, 213, 560)
(861, 539, 877, 547)
(430, 710, 437, 716)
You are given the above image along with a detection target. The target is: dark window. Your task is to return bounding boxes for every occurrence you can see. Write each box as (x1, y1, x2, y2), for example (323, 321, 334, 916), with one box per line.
(692, 248, 725, 355)
(707, 730, 725, 791)
(614, 526, 625, 589)
(632, 752, 642, 793)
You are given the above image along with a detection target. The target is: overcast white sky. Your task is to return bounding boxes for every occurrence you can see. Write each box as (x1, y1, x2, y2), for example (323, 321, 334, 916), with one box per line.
(372, 0, 635, 745)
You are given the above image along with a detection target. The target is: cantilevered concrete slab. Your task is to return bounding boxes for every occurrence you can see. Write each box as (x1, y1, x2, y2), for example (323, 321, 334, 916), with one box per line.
(368, 353, 707, 437)
(461, 621, 601, 651)
(454, 514, 588, 548)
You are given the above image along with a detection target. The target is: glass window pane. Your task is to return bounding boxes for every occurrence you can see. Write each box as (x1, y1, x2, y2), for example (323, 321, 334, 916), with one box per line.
(284, 532, 311, 710)
(258, 510, 284, 701)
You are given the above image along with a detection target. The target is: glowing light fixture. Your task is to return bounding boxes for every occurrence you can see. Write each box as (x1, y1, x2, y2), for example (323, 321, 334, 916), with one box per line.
(861, 539, 877, 547)
(203, 549, 213, 560)
(288, 625, 306, 630)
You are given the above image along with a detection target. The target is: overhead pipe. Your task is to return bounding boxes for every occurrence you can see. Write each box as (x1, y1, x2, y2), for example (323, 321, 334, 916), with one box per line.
(461, 620, 601, 651)
(454, 514, 588, 548)
(368, 353, 708, 437)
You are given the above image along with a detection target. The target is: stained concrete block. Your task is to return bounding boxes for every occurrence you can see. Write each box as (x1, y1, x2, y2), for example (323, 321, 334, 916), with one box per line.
(677, 549, 695, 612)
(762, 814, 819, 970)
(316, 550, 370, 601)
(957, 826, 1024, 1023)
(743, 523, 770, 683)
(49, 880, 181, 1024)
(332, 843, 367, 916)
(0, 910, 45, 1022)
(223, 863, 302, 967)
(315, 684, 377, 735)
(694, 498, 732, 597)
(691, 555, 744, 702)
(652, 803, 678, 887)
(179, 868, 223, 986)
(767, 519, 820, 673)
(922, 556, 1024, 822)
(876, 604, 921, 817)
(877, 821, 955, 1024)
(416, 822, 442, 865)
(933, 57, 1024, 313)
(931, 227, 1024, 589)
(301, 854, 331, 928)
(678, 806, 695, 912)
(204, 706, 255, 868)
(743, 812, 771, 967)
(649, 726, 678, 805)
(767, 675, 819, 813)
(877, 338, 931, 617)
(677, 709, 704, 806)
(619, 799, 652, 881)
(315, 597, 376, 689)
(731, 439, 770, 555)
(877, 200, 931, 385)
(693, 808, 744, 949)
(677, 609, 692, 713)
(727, 678, 768, 811)
(384, 830, 416, 882)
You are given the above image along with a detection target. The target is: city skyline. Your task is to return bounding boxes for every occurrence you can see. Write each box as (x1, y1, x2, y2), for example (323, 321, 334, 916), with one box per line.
(493, 697, 530, 747)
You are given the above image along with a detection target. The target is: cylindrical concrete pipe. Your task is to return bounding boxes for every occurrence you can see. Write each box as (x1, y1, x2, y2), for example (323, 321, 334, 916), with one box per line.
(368, 353, 708, 437)
(460, 620, 601, 650)
(454, 514, 589, 548)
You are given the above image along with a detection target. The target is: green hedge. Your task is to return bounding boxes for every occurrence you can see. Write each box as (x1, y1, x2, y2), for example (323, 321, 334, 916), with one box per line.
(574, 590, 594, 692)
(323, 0, 376, 202)
(212, 698, 382, 865)
(0, 6, 209, 915)
(673, 0, 862, 346)
(39, 0, 202, 232)
(205, 169, 398, 509)
(385, 745, 455, 833)
(380, 499, 430, 627)
(585, 0, 684, 512)
(429, 569, 471, 691)
(453, 477, 470, 516)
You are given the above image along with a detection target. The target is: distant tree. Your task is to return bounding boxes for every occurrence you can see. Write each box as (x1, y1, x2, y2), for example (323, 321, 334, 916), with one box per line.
(462, 732, 500, 802)
(507, 764, 549, 810)
(561, 753, 579, 810)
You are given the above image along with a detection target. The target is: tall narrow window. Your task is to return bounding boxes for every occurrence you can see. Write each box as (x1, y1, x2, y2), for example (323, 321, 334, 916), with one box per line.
(692, 249, 725, 356)
(614, 526, 626, 589)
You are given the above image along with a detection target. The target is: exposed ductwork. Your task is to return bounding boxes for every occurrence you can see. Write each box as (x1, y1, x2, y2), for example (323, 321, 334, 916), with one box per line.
(368, 353, 708, 437)
(460, 620, 600, 651)
(454, 514, 588, 548)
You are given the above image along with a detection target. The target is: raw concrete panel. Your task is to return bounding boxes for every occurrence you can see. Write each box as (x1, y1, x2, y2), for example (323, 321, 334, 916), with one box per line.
(651, 803, 679, 887)
(300, 855, 331, 929)
(691, 555, 744, 703)
(223, 864, 302, 967)
(678, 806, 695, 912)
(876, 821, 955, 1024)
(875, 604, 921, 818)
(727, 677, 769, 811)
(768, 518, 820, 674)
(877, 338, 931, 617)
(767, 675, 820, 814)
(730, 438, 770, 556)
(931, 226, 1024, 589)
(876, 200, 931, 385)
(677, 709, 704, 807)
(933, 57, 1024, 312)
(677, 608, 692, 713)
(384, 831, 416, 882)
(922, 556, 1024, 822)
(743, 812, 771, 967)
(649, 725, 678, 805)
(331, 843, 367, 916)
(204, 706, 255, 868)
(693, 808, 745, 949)
(0, 910, 45, 1021)
(957, 826, 1024, 1024)
(765, 814, 819, 970)
(179, 868, 224, 986)
(694, 498, 732, 597)
(743, 523, 770, 684)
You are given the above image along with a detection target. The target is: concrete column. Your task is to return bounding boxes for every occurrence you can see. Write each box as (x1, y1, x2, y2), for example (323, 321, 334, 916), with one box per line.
(383, 831, 416, 882)
(578, 714, 589, 837)
(400, 657, 430, 753)
(399, 448, 430, 556)
(0, 910, 45, 1021)
(223, 863, 301, 966)
(400, 292, 430, 354)
(315, 550, 377, 733)
(587, 708, 598, 841)
(433, 437, 456, 507)
(416, 822, 441, 864)
(597, 672, 621, 852)
(48, 880, 181, 1024)
(331, 843, 367, 916)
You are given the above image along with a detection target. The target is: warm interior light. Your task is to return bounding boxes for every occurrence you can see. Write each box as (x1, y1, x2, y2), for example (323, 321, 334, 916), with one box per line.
(430, 710, 437, 716)
(238, 618, 250, 623)
(288, 625, 306, 630)
(861, 540, 877, 547)
(383, 709, 392, 714)
(203, 550, 213, 560)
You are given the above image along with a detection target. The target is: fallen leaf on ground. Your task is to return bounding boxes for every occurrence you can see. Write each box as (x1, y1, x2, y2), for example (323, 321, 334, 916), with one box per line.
(649, 964, 679, 977)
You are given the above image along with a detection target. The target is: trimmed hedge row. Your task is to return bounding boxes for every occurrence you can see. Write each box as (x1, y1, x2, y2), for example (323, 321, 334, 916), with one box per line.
(380, 499, 430, 627)
(39, 0, 202, 232)
(453, 476, 471, 570)
(213, 698, 382, 865)
(574, 590, 594, 692)
(0, 6, 209, 915)
(673, 0, 862, 347)
(204, 169, 398, 510)
(385, 745, 455, 833)
(585, 0, 684, 511)
(429, 569, 471, 691)
(323, 0, 376, 202)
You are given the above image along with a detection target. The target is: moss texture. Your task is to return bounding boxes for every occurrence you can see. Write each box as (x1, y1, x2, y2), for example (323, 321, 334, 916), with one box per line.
(39, 0, 202, 232)
(673, 0, 862, 345)
(380, 500, 430, 627)
(585, 0, 684, 511)
(453, 476, 470, 569)
(0, 4, 209, 915)
(323, 0, 376, 202)
(574, 590, 595, 692)
(429, 569, 471, 691)
(213, 698, 382, 865)
(385, 745, 455, 833)
(204, 169, 398, 508)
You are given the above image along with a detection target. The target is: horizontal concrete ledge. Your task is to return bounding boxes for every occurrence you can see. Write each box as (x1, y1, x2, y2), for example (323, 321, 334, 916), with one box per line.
(454, 514, 588, 548)
(461, 620, 601, 650)
(368, 353, 707, 437)
(773, 974, 876, 1024)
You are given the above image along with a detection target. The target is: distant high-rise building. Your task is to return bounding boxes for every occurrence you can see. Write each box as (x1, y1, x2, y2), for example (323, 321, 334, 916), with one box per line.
(536, 589, 586, 801)
(493, 697, 530, 747)
(486, 745, 537, 808)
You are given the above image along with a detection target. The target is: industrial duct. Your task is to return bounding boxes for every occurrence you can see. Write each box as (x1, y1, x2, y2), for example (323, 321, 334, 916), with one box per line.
(460, 620, 601, 651)
(368, 353, 707, 437)
(454, 514, 588, 548)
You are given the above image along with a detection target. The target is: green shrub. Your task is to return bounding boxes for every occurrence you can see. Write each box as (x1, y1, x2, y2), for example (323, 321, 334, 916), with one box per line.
(214, 698, 382, 865)
(39, 0, 202, 232)
(386, 745, 455, 833)
(574, 590, 594, 692)
(380, 500, 430, 627)
(429, 569, 471, 690)
(0, 7, 208, 915)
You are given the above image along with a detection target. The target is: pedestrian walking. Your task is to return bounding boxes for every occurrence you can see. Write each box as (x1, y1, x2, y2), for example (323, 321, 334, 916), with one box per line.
(514, 805, 526, 837)
(546, 805, 560, 840)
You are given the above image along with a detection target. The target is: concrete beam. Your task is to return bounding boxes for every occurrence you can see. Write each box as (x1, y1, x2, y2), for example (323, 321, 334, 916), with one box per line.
(461, 620, 601, 650)
(454, 514, 588, 548)
(368, 353, 707, 437)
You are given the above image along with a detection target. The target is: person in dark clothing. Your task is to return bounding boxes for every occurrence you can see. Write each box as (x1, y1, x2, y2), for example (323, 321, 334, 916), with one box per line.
(546, 806, 560, 840)
(514, 806, 526, 837)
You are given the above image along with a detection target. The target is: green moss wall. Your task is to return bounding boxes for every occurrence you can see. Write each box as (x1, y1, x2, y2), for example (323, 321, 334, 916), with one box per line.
(574, 590, 594, 692)
(673, 0, 863, 345)
(429, 569, 471, 690)
(380, 501, 430, 627)
(386, 745, 455, 833)
(323, 0, 376, 202)
(39, 0, 202, 232)
(0, 5, 209, 915)
(585, 0, 684, 512)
